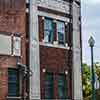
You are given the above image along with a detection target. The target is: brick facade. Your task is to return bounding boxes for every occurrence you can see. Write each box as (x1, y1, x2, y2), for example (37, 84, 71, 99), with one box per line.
(38, 11, 73, 99)
(0, 0, 82, 100)
(40, 45, 72, 99)
(0, 0, 26, 100)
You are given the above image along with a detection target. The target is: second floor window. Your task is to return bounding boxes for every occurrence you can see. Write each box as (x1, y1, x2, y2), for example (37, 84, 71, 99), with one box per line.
(44, 18, 54, 43)
(57, 21, 65, 45)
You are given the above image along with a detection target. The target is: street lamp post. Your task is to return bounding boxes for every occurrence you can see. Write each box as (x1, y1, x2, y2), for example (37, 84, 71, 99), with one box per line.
(88, 36, 95, 100)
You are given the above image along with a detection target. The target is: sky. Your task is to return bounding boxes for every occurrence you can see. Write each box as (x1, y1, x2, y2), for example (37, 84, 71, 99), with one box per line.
(81, 0, 100, 64)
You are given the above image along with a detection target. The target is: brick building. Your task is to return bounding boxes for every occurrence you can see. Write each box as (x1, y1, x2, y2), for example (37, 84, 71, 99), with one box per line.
(0, 0, 83, 100)
(29, 0, 83, 100)
(0, 0, 28, 100)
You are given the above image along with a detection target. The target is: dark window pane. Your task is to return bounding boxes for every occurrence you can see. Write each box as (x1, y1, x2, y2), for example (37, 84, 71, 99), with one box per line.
(58, 32, 64, 44)
(58, 74, 67, 99)
(8, 69, 19, 96)
(8, 84, 17, 96)
(45, 72, 54, 99)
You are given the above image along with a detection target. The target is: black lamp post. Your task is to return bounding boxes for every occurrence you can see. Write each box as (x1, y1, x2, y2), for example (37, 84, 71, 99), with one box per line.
(88, 36, 95, 100)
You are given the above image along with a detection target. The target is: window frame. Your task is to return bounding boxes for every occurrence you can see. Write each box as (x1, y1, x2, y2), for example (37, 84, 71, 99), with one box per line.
(44, 72, 54, 99)
(44, 17, 54, 44)
(57, 20, 65, 45)
(58, 73, 67, 99)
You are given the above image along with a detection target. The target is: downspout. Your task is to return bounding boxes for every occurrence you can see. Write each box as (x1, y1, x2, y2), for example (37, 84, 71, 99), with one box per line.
(26, 0, 30, 99)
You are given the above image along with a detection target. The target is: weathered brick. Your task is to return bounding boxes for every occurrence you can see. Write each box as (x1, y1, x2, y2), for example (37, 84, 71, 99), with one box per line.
(0, 0, 26, 100)
(40, 45, 72, 99)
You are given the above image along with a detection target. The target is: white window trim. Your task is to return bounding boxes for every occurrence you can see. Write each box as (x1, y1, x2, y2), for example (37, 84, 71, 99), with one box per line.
(40, 42, 70, 50)
(7, 96, 21, 99)
(41, 16, 69, 48)
(38, 11, 70, 23)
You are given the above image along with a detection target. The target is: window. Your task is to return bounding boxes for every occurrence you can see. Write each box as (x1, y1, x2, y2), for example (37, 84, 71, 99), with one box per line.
(57, 21, 65, 44)
(44, 72, 54, 99)
(58, 74, 67, 99)
(44, 18, 54, 43)
(8, 69, 19, 97)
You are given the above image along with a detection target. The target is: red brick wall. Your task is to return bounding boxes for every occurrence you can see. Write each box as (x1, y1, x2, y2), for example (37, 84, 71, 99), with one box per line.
(38, 16, 44, 42)
(38, 13, 73, 99)
(0, 68, 7, 100)
(40, 46, 68, 72)
(40, 45, 72, 99)
(0, 0, 26, 99)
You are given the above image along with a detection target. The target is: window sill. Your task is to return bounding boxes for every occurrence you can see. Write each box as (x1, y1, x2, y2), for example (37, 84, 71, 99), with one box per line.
(7, 96, 21, 99)
(39, 42, 70, 50)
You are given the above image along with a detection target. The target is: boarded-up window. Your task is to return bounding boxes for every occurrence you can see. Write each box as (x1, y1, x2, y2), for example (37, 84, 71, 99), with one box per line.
(12, 0, 25, 10)
(4, 0, 11, 10)
(0, 0, 25, 12)
(0, 34, 12, 55)
(0, 0, 4, 11)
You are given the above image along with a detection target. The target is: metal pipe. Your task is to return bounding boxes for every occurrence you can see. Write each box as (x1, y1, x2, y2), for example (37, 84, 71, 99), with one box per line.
(91, 46, 96, 100)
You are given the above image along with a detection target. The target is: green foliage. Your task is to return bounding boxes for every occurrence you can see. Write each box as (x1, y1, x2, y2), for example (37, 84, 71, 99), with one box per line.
(84, 90, 100, 100)
(82, 62, 100, 99)
(95, 62, 100, 83)
(82, 63, 92, 97)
